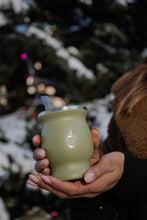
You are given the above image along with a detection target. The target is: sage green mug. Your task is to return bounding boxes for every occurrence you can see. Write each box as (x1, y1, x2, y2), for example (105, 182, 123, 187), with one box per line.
(38, 106, 93, 181)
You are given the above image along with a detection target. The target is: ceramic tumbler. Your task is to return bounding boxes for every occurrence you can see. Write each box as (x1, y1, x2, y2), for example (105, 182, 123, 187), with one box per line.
(38, 106, 93, 181)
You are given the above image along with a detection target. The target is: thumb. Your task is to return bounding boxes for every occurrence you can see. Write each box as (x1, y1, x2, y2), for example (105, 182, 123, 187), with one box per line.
(84, 157, 107, 184)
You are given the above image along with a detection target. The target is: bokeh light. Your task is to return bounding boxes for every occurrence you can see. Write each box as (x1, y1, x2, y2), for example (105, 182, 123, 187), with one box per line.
(21, 53, 28, 60)
(0, 97, 8, 106)
(51, 211, 58, 217)
(45, 86, 56, 96)
(34, 61, 42, 70)
(27, 86, 36, 95)
(51, 97, 66, 107)
(0, 85, 8, 106)
(26, 76, 34, 86)
(0, 85, 7, 95)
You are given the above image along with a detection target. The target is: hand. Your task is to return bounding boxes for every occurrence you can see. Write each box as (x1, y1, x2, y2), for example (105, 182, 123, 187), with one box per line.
(27, 149, 124, 198)
(32, 128, 100, 175)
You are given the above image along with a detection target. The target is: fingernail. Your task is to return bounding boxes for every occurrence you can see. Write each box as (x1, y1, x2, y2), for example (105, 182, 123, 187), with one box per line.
(29, 175, 39, 184)
(40, 159, 48, 166)
(27, 180, 38, 187)
(41, 175, 51, 184)
(84, 172, 95, 183)
(37, 150, 44, 158)
(32, 136, 36, 144)
(32, 135, 40, 146)
(93, 128, 99, 134)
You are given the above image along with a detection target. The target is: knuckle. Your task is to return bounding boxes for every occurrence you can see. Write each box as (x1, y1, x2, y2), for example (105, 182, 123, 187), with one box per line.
(33, 149, 39, 160)
(42, 167, 50, 175)
(44, 158, 49, 166)
(34, 162, 42, 173)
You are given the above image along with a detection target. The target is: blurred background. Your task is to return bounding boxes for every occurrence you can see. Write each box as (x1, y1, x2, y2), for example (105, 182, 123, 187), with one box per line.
(0, 0, 147, 219)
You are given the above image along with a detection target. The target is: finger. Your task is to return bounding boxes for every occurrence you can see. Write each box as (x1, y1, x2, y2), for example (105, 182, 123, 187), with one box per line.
(32, 135, 41, 147)
(91, 128, 99, 148)
(28, 174, 67, 198)
(90, 128, 100, 165)
(40, 175, 110, 198)
(27, 179, 38, 187)
(33, 148, 47, 160)
(34, 158, 49, 173)
(40, 175, 92, 197)
(42, 167, 51, 175)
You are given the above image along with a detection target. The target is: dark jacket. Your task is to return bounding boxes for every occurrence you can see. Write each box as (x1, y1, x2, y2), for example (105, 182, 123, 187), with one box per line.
(68, 153, 147, 220)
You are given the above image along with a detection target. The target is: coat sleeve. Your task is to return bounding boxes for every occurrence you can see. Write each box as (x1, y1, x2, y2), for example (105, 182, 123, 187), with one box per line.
(112, 153, 147, 204)
(67, 192, 117, 220)
(67, 153, 147, 220)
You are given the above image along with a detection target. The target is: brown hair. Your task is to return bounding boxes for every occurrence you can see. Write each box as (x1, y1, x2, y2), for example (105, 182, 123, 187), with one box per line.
(113, 60, 147, 117)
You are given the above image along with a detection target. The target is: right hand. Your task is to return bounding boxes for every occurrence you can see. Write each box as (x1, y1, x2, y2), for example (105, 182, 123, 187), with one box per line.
(32, 128, 100, 175)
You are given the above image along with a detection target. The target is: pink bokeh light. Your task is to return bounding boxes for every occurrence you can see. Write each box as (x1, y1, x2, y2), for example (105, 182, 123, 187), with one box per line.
(51, 211, 58, 217)
(21, 53, 28, 60)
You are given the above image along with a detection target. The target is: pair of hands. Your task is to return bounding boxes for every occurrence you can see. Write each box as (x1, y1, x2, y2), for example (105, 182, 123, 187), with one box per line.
(27, 128, 124, 199)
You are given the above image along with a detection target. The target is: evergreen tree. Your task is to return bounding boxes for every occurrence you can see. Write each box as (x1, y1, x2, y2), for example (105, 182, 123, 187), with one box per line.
(0, 1, 147, 219)
(1, 0, 147, 113)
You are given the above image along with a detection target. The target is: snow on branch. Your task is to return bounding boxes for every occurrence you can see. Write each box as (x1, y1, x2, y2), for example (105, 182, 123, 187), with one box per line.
(26, 26, 95, 80)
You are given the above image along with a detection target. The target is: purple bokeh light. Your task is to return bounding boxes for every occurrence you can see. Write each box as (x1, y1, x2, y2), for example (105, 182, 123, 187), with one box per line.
(21, 53, 28, 60)
(51, 211, 58, 217)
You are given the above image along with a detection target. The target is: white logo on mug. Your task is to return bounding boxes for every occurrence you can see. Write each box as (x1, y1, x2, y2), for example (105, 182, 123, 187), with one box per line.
(66, 130, 77, 148)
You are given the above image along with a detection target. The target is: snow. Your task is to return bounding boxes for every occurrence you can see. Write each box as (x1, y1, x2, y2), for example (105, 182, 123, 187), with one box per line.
(0, 151, 10, 175)
(67, 46, 79, 56)
(0, 142, 34, 175)
(26, 26, 95, 80)
(0, 0, 10, 9)
(0, 12, 8, 26)
(26, 26, 62, 49)
(0, 198, 10, 220)
(0, 111, 35, 178)
(68, 56, 94, 79)
(141, 48, 147, 58)
(78, 0, 93, 6)
(0, 0, 35, 13)
(115, 0, 135, 6)
(83, 94, 113, 141)
(96, 63, 109, 74)
(0, 112, 27, 144)
(11, 0, 28, 14)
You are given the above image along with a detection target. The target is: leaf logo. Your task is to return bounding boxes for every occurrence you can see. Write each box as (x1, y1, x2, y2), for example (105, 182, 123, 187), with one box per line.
(66, 130, 77, 148)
